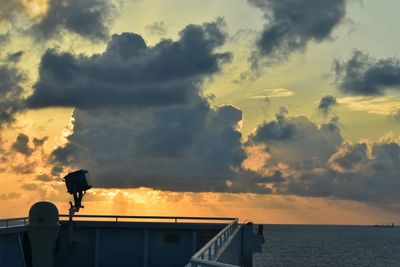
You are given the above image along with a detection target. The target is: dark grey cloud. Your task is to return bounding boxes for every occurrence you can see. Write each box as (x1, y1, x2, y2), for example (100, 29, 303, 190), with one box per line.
(27, 20, 231, 109)
(31, 0, 116, 41)
(248, 111, 342, 169)
(335, 50, 400, 95)
(0, 64, 26, 125)
(11, 133, 33, 156)
(0, 131, 49, 175)
(43, 21, 267, 193)
(51, 103, 267, 193)
(51, 166, 64, 176)
(274, 141, 400, 203)
(0, 0, 116, 42)
(6, 51, 24, 62)
(146, 21, 168, 36)
(33, 136, 48, 147)
(252, 170, 284, 183)
(318, 95, 337, 115)
(329, 143, 368, 172)
(248, 107, 296, 142)
(0, 33, 10, 46)
(247, 109, 400, 203)
(248, 0, 348, 65)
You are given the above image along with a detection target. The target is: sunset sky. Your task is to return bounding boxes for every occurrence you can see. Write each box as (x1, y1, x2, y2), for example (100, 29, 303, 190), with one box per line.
(1, 0, 400, 224)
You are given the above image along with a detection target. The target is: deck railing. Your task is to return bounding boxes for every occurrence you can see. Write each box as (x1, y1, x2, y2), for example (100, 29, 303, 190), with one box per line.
(0, 217, 28, 228)
(187, 218, 241, 267)
(0, 214, 235, 228)
(0, 215, 243, 266)
(59, 214, 236, 223)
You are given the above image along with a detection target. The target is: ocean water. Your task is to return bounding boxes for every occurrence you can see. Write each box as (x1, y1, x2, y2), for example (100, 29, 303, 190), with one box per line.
(253, 225, 400, 267)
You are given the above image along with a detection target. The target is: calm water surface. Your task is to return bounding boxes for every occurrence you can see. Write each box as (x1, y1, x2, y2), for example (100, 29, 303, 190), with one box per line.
(253, 225, 400, 267)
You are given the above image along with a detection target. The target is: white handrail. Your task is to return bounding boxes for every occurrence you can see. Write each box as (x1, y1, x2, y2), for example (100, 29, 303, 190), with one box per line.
(189, 258, 238, 267)
(188, 218, 241, 267)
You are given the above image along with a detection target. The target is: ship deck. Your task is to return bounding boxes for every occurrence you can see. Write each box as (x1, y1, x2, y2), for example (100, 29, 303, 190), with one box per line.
(0, 215, 262, 267)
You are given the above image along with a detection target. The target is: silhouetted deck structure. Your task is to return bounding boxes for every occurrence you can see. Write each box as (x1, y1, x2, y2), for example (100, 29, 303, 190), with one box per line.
(0, 214, 263, 267)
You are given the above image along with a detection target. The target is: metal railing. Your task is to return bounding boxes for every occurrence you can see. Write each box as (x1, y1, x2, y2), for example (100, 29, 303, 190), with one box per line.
(0, 217, 28, 228)
(59, 214, 236, 223)
(0, 215, 242, 266)
(0, 214, 235, 228)
(187, 218, 241, 267)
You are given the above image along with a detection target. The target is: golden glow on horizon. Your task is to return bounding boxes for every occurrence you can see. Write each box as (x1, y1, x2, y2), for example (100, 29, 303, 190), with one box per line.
(0, 182, 397, 225)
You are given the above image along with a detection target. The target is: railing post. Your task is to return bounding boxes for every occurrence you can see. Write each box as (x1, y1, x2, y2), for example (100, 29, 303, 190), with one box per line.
(143, 229, 149, 267)
(94, 228, 100, 267)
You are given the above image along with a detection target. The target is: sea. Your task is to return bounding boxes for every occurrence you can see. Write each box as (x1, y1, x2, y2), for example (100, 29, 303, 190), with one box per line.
(253, 224, 400, 267)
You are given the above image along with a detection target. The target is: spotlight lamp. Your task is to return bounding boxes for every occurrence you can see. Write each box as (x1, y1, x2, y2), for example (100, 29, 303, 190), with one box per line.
(64, 169, 92, 213)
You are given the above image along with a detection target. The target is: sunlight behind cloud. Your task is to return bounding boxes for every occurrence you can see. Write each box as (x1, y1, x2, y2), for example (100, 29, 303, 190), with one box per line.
(22, 0, 49, 20)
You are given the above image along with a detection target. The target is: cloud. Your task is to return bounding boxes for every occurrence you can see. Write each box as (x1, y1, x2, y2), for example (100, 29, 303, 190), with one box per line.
(145, 21, 168, 36)
(11, 162, 36, 174)
(27, 20, 231, 109)
(36, 174, 53, 182)
(248, 0, 348, 66)
(391, 110, 400, 122)
(0, 33, 10, 46)
(6, 51, 24, 62)
(51, 103, 268, 193)
(246, 88, 294, 99)
(252, 170, 284, 183)
(328, 143, 369, 173)
(11, 133, 33, 156)
(0, 0, 116, 42)
(33, 136, 48, 147)
(21, 182, 39, 191)
(318, 95, 337, 115)
(3, 132, 49, 174)
(30, 0, 116, 41)
(41, 21, 267, 194)
(0, 192, 21, 200)
(0, 0, 24, 25)
(248, 107, 296, 142)
(337, 96, 400, 115)
(0, 64, 26, 126)
(248, 109, 342, 169)
(247, 109, 400, 203)
(276, 140, 400, 203)
(335, 50, 400, 95)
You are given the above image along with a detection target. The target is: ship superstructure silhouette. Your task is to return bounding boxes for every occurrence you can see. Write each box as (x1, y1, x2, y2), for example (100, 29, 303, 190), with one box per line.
(0, 170, 264, 267)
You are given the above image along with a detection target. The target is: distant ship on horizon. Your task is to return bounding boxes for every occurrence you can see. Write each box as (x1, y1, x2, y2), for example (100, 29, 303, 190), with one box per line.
(373, 223, 395, 227)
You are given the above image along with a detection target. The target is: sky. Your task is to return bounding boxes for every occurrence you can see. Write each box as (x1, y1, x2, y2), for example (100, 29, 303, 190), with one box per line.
(1, 0, 400, 224)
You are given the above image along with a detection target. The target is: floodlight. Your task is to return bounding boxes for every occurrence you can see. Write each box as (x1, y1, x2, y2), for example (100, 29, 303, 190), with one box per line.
(65, 169, 92, 194)
(64, 169, 92, 212)
(63, 169, 92, 245)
